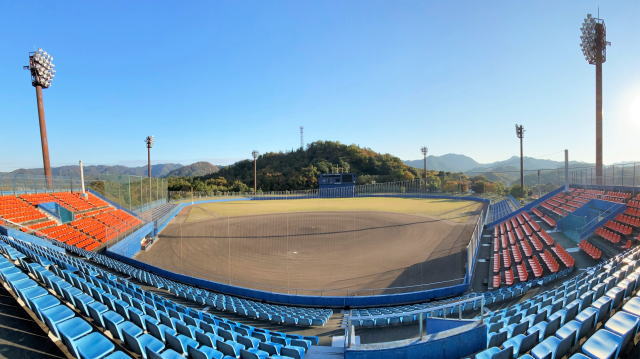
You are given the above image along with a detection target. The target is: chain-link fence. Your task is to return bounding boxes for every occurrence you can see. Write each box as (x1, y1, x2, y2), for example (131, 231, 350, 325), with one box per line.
(0, 173, 168, 214)
(0, 174, 83, 194)
(85, 175, 168, 213)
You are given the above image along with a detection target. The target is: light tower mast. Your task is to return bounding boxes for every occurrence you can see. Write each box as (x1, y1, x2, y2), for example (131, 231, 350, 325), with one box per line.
(252, 150, 259, 194)
(420, 147, 428, 183)
(515, 124, 525, 194)
(25, 49, 56, 188)
(145, 136, 154, 177)
(580, 13, 610, 185)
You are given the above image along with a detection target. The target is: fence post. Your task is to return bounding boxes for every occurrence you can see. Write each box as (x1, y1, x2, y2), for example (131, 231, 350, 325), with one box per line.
(419, 312, 424, 339)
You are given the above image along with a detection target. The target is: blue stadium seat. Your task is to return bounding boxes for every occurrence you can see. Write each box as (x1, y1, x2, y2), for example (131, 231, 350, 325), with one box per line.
(590, 296, 613, 324)
(75, 332, 116, 359)
(41, 305, 76, 338)
(621, 296, 640, 317)
(502, 332, 538, 358)
(475, 346, 513, 359)
(165, 332, 198, 355)
(57, 317, 93, 358)
(530, 334, 572, 359)
(188, 345, 224, 359)
(122, 330, 164, 358)
(603, 311, 640, 349)
(581, 329, 624, 359)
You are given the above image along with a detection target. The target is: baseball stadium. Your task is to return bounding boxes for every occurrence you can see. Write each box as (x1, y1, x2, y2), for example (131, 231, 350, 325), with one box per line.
(2, 3, 640, 359)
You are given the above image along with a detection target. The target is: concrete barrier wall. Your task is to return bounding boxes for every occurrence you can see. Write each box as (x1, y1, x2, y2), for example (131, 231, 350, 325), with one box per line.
(107, 222, 155, 258)
(345, 321, 486, 359)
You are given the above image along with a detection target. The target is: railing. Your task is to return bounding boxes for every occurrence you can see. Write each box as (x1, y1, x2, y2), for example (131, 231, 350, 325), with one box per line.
(343, 295, 485, 348)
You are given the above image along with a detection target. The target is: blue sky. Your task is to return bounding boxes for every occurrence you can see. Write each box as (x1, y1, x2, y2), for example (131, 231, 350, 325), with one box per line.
(1, 1, 639, 172)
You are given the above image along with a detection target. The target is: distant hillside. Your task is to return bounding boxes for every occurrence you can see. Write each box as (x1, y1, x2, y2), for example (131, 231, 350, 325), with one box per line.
(166, 162, 219, 177)
(1, 163, 184, 178)
(405, 154, 479, 173)
(467, 156, 592, 173)
(203, 141, 419, 191)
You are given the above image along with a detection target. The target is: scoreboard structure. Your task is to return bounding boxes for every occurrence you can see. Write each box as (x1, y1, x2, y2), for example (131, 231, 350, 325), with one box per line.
(318, 173, 356, 197)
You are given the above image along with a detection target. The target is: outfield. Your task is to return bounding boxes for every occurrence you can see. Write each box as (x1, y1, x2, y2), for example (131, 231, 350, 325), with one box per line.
(136, 197, 483, 295)
(183, 197, 482, 223)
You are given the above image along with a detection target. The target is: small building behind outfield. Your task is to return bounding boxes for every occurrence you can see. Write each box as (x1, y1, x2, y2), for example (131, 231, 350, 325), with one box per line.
(318, 173, 356, 197)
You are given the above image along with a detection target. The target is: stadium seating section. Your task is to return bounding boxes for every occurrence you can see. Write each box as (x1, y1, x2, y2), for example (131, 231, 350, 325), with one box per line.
(488, 198, 520, 224)
(0, 192, 142, 251)
(0, 234, 321, 359)
(491, 211, 574, 289)
(531, 188, 640, 260)
(477, 245, 640, 359)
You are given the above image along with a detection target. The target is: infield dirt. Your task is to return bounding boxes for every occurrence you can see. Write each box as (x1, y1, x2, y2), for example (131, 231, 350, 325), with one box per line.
(136, 198, 482, 295)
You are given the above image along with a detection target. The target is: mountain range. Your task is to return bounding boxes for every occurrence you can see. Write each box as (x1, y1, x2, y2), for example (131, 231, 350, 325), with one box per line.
(0, 162, 220, 179)
(404, 154, 593, 173)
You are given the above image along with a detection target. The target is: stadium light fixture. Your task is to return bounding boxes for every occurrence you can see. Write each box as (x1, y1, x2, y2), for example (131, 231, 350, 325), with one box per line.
(252, 150, 259, 194)
(24, 48, 56, 187)
(420, 146, 428, 184)
(580, 13, 610, 184)
(145, 136, 154, 177)
(515, 124, 525, 195)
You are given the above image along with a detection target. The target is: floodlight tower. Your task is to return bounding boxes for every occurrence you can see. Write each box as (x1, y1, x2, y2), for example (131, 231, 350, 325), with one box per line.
(252, 150, 259, 194)
(25, 49, 56, 188)
(515, 124, 525, 193)
(580, 13, 610, 185)
(145, 136, 154, 177)
(299, 126, 304, 150)
(420, 146, 428, 183)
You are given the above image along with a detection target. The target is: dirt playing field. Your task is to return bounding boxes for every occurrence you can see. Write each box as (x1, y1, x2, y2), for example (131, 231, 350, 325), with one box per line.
(136, 198, 482, 295)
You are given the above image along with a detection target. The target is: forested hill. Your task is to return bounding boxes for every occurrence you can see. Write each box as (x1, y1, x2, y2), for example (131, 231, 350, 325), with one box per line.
(201, 141, 419, 191)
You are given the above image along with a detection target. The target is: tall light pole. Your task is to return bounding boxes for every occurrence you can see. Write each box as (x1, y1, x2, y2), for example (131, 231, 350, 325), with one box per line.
(252, 150, 259, 194)
(420, 146, 428, 186)
(145, 136, 154, 177)
(515, 124, 525, 194)
(581, 13, 610, 185)
(25, 49, 56, 188)
(299, 126, 304, 150)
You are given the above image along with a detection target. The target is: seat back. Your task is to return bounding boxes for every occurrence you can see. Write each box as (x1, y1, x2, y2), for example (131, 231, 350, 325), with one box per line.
(145, 347, 164, 359)
(513, 321, 528, 337)
(487, 331, 507, 348)
(493, 346, 513, 359)
(546, 316, 561, 336)
(281, 347, 302, 359)
(195, 331, 214, 347)
(217, 340, 237, 357)
(520, 332, 538, 354)
(165, 332, 184, 354)
(240, 349, 260, 359)
(258, 341, 278, 356)
(556, 334, 573, 358)
(176, 321, 191, 337)
(579, 311, 596, 338)
(122, 330, 143, 356)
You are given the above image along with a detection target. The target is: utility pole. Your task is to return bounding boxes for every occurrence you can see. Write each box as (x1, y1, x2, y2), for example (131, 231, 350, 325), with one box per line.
(515, 124, 525, 195)
(252, 150, 259, 194)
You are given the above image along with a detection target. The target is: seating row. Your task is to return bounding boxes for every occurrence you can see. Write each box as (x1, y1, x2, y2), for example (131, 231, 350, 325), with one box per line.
(578, 240, 602, 260)
(477, 245, 640, 359)
(0, 234, 319, 358)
